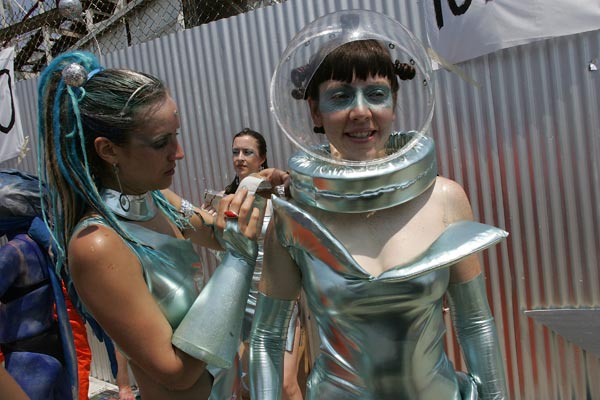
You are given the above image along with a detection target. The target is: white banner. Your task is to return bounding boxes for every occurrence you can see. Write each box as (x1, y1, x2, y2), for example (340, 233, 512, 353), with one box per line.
(0, 47, 25, 164)
(424, 0, 600, 64)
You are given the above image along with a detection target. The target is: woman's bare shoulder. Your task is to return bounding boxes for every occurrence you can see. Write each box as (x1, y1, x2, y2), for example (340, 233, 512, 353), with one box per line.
(432, 176, 474, 222)
(433, 176, 466, 196)
(68, 221, 138, 274)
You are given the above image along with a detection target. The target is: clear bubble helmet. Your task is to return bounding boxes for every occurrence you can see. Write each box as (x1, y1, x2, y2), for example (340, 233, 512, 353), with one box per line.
(270, 10, 437, 212)
(271, 9, 435, 165)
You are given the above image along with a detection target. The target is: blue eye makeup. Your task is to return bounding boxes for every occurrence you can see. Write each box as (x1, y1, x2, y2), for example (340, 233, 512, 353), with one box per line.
(319, 84, 393, 113)
(232, 148, 256, 157)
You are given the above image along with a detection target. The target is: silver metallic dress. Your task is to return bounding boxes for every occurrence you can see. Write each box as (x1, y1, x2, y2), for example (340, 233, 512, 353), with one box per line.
(269, 197, 507, 400)
(250, 134, 508, 399)
(253, 10, 507, 398)
(73, 216, 204, 329)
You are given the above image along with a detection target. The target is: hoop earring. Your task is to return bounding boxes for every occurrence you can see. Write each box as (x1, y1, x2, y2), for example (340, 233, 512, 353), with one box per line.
(112, 163, 130, 212)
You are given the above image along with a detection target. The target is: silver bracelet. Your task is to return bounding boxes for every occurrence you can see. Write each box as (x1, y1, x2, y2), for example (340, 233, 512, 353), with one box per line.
(180, 198, 195, 220)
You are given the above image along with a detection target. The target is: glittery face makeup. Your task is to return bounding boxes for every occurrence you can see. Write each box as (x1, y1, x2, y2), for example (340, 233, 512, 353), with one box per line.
(232, 148, 257, 158)
(318, 84, 393, 114)
(309, 76, 396, 162)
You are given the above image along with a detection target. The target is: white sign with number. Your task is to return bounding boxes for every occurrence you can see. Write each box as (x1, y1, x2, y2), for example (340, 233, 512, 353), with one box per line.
(424, 0, 600, 64)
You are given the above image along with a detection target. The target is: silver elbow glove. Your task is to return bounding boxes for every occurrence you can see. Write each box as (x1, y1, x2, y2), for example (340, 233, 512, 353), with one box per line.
(216, 219, 259, 263)
(249, 293, 295, 400)
(172, 220, 257, 368)
(447, 273, 508, 400)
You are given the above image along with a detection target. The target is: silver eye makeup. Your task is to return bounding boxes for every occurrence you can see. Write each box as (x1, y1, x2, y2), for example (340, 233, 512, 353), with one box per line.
(232, 148, 256, 158)
(319, 84, 393, 113)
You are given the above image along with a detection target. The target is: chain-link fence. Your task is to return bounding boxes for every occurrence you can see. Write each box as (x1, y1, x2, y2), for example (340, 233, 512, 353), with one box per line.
(0, 0, 286, 80)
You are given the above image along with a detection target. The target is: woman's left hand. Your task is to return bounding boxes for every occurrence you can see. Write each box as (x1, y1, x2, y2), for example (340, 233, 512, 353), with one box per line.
(258, 168, 291, 198)
(200, 202, 218, 217)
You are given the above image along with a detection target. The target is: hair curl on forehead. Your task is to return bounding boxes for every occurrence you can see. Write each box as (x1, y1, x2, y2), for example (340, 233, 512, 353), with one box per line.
(305, 39, 400, 101)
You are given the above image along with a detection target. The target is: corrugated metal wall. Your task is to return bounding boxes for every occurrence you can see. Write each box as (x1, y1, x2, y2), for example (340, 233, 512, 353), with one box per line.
(3, 0, 599, 398)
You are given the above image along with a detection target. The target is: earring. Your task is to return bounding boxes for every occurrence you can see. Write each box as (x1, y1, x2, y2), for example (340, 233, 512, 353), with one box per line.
(313, 126, 325, 134)
(112, 163, 130, 212)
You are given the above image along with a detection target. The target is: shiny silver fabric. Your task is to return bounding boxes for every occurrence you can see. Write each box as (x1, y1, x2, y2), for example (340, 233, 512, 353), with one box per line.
(216, 219, 259, 262)
(244, 203, 298, 348)
(209, 204, 300, 400)
(72, 217, 203, 329)
(208, 207, 271, 400)
(448, 275, 508, 399)
(249, 293, 295, 399)
(173, 219, 258, 368)
(172, 250, 255, 368)
(289, 132, 437, 213)
(252, 197, 508, 400)
(100, 189, 157, 221)
(241, 205, 271, 341)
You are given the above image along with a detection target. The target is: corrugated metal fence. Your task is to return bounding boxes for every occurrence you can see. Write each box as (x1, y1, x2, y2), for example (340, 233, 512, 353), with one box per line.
(3, 0, 599, 398)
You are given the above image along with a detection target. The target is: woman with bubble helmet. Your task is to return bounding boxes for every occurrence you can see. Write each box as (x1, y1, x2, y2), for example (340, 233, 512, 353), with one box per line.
(249, 9, 508, 400)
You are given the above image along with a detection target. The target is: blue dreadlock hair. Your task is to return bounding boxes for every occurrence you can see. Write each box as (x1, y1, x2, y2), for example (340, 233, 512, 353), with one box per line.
(37, 51, 190, 376)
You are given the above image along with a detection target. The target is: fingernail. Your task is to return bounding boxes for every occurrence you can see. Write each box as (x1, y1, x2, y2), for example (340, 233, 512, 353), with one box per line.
(224, 210, 239, 218)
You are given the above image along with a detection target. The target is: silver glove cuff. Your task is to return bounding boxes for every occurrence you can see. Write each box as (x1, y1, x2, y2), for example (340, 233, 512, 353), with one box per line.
(171, 251, 255, 368)
(447, 274, 508, 400)
(249, 293, 295, 400)
(213, 219, 258, 263)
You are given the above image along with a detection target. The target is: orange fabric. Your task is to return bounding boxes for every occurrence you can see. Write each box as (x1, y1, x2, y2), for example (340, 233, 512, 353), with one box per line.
(62, 284, 92, 400)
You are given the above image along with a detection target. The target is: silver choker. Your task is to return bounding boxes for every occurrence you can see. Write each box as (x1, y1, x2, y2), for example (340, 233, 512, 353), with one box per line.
(100, 188, 157, 221)
(288, 132, 438, 213)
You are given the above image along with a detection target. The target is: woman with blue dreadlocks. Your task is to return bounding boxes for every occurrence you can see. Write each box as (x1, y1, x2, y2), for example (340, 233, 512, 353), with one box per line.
(37, 51, 281, 400)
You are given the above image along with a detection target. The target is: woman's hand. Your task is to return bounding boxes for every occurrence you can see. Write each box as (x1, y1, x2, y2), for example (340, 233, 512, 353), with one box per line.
(216, 187, 263, 240)
(200, 202, 218, 217)
(258, 168, 291, 198)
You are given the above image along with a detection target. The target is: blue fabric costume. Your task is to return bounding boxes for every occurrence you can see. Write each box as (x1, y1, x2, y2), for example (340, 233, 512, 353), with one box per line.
(0, 169, 78, 399)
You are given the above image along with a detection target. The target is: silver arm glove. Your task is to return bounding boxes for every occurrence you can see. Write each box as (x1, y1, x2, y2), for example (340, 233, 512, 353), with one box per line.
(172, 220, 258, 368)
(249, 293, 295, 400)
(447, 273, 508, 400)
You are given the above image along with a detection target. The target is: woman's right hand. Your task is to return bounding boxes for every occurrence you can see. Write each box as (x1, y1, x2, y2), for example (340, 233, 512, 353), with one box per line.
(216, 187, 263, 240)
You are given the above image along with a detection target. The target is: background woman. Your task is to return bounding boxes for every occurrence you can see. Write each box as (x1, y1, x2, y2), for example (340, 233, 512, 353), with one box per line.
(38, 51, 267, 400)
(210, 128, 305, 400)
(250, 10, 508, 400)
